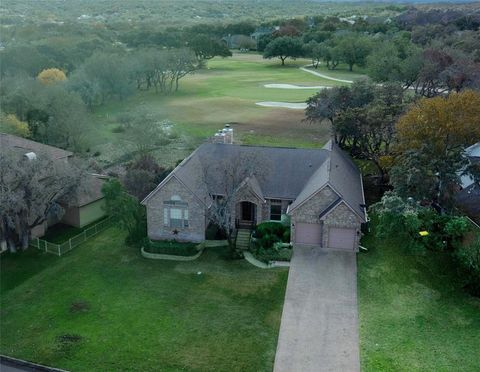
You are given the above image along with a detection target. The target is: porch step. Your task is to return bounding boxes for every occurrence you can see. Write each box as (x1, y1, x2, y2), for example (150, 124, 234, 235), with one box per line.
(236, 229, 252, 250)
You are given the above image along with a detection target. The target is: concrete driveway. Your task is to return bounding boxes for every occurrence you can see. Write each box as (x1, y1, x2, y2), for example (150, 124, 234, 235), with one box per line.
(274, 245, 360, 372)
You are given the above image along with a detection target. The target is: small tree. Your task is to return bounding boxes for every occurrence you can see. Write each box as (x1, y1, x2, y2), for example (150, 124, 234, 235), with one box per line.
(263, 36, 304, 66)
(370, 192, 424, 253)
(123, 154, 166, 200)
(201, 152, 268, 257)
(455, 235, 480, 296)
(37, 68, 67, 85)
(102, 179, 146, 245)
(0, 112, 30, 137)
(122, 111, 171, 155)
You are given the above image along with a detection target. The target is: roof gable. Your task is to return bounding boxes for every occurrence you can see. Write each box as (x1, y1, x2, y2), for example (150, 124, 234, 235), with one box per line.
(142, 142, 365, 223)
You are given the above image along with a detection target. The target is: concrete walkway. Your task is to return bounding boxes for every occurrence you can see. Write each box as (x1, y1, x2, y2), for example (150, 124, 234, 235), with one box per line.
(274, 245, 360, 372)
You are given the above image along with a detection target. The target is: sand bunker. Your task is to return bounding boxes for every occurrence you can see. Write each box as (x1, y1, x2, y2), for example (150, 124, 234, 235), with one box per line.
(255, 101, 307, 109)
(264, 83, 331, 90)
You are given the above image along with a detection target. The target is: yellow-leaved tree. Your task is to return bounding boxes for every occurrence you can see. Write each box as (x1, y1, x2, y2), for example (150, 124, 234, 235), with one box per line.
(37, 68, 67, 85)
(0, 112, 30, 138)
(395, 90, 480, 154)
(391, 90, 480, 202)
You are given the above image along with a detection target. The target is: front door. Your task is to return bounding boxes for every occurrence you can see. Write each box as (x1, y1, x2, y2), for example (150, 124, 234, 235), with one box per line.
(241, 201, 255, 222)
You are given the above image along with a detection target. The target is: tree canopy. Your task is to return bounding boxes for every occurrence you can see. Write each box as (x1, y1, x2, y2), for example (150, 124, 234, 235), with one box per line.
(391, 90, 480, 202)
(263, 36, 304, 65)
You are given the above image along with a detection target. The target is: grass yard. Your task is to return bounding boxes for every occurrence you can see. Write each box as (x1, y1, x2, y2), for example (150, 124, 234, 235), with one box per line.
(42, 217, 109, 244)
(89, 53, 365, 168)
(358, 229, 480, 371)
(0, 228, 288, 371)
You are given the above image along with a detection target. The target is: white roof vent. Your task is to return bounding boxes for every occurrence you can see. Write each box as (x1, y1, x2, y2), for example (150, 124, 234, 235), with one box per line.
(24, 152, 37, 161)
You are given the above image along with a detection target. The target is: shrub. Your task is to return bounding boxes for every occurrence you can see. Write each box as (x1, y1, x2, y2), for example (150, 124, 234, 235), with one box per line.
(144, 239, 200, 256)
(252, 222, 292, 262)
(206, 223, 227, 240)
(254, 221, 290, 251)
(371, 192, 471, 254)
(454, 235, 480, 296)
(111, 125, 125, 133)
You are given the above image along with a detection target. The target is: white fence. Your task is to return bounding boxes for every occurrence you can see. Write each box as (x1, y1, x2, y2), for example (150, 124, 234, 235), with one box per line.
(30, 217, 113, 256)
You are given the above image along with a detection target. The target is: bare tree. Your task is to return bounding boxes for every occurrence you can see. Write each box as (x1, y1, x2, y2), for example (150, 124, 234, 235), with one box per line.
(131, 48, 197, 94)
(200, 151, 268, 256)
(0, 149, 83, 251)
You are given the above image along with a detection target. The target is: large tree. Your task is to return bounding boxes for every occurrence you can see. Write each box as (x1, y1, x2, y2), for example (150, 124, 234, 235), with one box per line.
(263, 36, 304, 66)
(391, 90, 480, 203)
(306, 80, 408, 182)
(189, 34, 232, 62)
(334, 34, 372, 71)
(130, 48, 197, 94)
(0, 149, 83, 251)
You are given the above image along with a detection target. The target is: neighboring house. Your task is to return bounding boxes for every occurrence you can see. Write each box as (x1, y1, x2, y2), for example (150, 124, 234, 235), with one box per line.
(142, 136, 366, 251)
(250, 26, 278, 41)
(456, 142, 480, 222)
(0, 133, 107, 236)
(60, 174, 107, 228)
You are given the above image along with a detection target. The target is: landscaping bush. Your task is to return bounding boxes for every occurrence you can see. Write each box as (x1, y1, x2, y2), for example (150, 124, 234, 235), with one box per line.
(255, 222, 290, 247)
(251, 221, 292, 263)
(144, 239, 200, 256)
(254, 246, 292, 263)
(371, 192, 471, 254)
(455, 235, 480, 296)
(205, 222, 227, 240)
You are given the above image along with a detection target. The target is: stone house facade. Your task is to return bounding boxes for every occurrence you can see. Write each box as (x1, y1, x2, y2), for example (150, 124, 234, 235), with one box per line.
(142, 139, 366, 251)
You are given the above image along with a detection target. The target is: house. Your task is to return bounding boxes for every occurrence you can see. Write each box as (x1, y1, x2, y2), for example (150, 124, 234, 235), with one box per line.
(142, 131, 366, 251)
(250, 26, 278, 41)
(456, 142, 480, 222)
(221, 34, 254, 49)
(0, 133, 107, 236)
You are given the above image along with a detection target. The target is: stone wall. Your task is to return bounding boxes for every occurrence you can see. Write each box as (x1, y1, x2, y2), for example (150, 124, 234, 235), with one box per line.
(289, 186, 338, 243)
(145, 176, 205, 242)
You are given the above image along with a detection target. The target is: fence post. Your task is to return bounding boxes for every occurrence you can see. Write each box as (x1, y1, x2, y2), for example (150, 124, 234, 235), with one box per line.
(69, 239, 72, 251)
(44, 240, 47, 252)
(58, 244, 61, 256)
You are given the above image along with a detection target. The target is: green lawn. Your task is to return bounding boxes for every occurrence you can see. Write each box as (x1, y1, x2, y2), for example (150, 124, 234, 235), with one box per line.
(89, 53, 365, 168)
(42, 217, 109, 244)
(358, 229, 480, 371)
(0, 228, 288, 371)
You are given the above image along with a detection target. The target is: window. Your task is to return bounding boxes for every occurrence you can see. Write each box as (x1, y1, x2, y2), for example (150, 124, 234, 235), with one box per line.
(163, 198, 189, 228)
(270, 199, 282, 221)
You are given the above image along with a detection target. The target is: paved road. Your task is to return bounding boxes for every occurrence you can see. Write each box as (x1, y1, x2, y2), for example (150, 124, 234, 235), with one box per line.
(274, 245, 360, 372)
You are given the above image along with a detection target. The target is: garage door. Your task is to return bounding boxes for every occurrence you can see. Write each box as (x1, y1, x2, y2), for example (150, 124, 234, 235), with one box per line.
(328, 228, 356, 250)
(295, 223, 322, 245)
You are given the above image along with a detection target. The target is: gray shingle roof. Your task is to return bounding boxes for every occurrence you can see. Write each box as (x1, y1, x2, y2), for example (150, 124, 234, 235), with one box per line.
(189, 143, 330, 200)
(0, 133, 72, 160)
(143, 142, 366, 221)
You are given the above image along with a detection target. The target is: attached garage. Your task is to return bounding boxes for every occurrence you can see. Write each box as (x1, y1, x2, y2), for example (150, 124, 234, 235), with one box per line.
(295, 222, 322, 245)
(328, 227, 356, 251)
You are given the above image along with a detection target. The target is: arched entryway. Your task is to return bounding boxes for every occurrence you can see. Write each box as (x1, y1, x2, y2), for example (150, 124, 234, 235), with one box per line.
(238, 201, 257, 228)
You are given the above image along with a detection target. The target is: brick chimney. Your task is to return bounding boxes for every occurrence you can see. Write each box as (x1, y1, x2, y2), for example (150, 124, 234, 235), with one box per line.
(210, 124, 234, 144)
